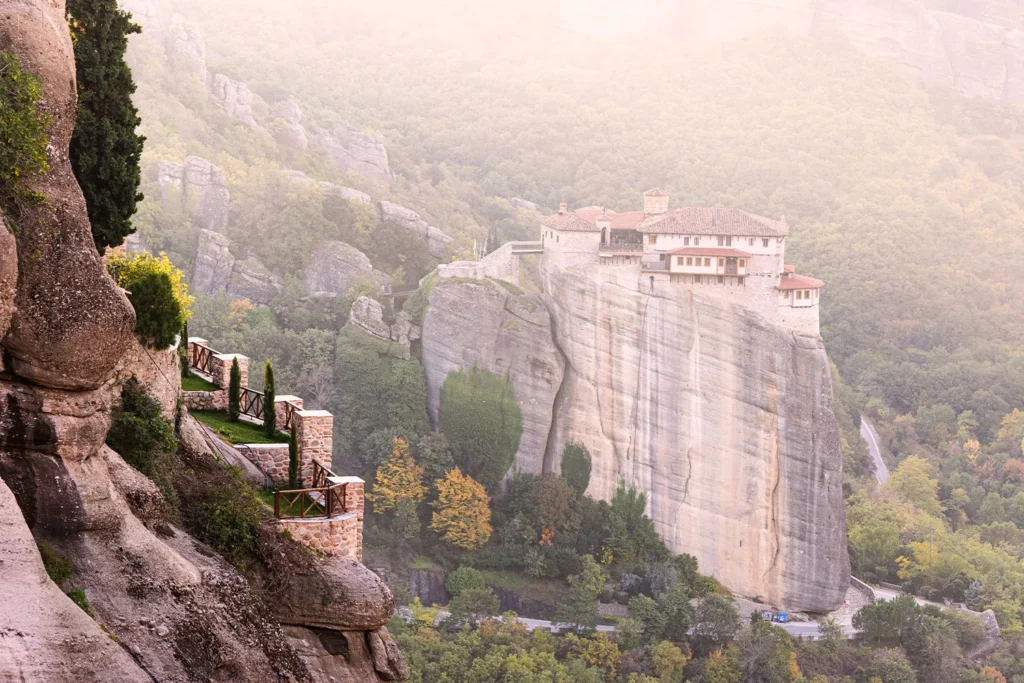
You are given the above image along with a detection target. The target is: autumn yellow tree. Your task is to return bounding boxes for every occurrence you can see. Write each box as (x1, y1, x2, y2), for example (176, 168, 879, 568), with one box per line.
(431, 467, 492, 549)
(367, 438, 425, 538)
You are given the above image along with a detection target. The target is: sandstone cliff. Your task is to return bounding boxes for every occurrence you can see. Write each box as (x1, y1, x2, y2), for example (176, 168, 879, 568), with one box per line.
(421, 261, 849, 612)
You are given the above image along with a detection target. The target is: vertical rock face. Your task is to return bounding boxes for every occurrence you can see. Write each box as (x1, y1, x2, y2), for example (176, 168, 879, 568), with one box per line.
(191, 229, 235, 295)
(420, 260, 849, 611)
(271, 98, 309, 150)
(538, 262, 848, 612)
(315, 122, 395, 180)
(166, 13, 208, 82)
(378, 200, 452, 259)
(0, 219, 15, 345)
(304, 241, 391, 296)
(226, 256, 284, 305)
(421, 281, 566, 476)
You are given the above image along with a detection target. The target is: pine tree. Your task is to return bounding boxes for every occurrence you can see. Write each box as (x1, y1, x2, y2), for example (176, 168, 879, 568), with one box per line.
(263, 360, 276, 437)
(288, 424, 299, 488)
(431, 467, 492, 550)
(179, 321, 190, 378)
(228, 358, 241, 422)
(66, 0, 145, 252)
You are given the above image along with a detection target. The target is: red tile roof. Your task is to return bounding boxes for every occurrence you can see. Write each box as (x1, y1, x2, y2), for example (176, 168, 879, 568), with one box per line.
(637, 208, 789, 237)
(777, 273, 824, 290)
(665, 247, 752, 258)
(574, 207, 645, 231)
(541, 212, 600, 232)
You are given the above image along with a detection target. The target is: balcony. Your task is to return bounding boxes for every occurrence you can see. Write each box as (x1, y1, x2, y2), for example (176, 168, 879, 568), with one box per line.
(599, 242, 644, 254)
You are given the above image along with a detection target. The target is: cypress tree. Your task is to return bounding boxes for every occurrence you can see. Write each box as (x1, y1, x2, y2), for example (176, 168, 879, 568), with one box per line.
(263, 360, 276, 437)
(179, 321, 190, 378)
(228, 358, 241, 422)
(66, 0, 145, 253)
(288, 424, 299, 489)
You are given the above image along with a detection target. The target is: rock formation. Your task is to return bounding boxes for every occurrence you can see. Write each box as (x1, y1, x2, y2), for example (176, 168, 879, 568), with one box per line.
(158, 156, 231, 232)
(271, 98, 309, 150)
(191, 229, 235, 295)
(227, 256, 284, 305)
(422, 281, 564, 476)
(315, 122, 395, 180)
(305, 241, 391, 297)
(509, 197, 539, 211)
(378, 200, 452, 259)
(349, 297, 421, 360)
(166, 13, 208, 83)
(284, 169, 372, 204)
(208, 73, 263, 129)
(420, 256, 849, 612)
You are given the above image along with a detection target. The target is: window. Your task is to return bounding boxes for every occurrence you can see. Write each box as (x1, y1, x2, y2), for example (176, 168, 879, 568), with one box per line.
(749, 238, 755, 246)
(718, 258, 724, 267)
(726, 236, 732, 247)
(784, 290, 791, 299)
(676, 256, 683, 267)
(694, 237, 701, 246)
(718, 276, 724, 284)
(796, 290, 802, 300)
(739, 259, 746, 268)
(704, 258, 711, 267)
(648, 235, 658, 245)
(805, 290, 812, 299)
(684, 236, 690, 246)
(738, 277, 744, 285)
(717, 236, 724, 246)
(556, 235, 559, 243)
(686, 257, 693, 266)
(763, 238, 769, 248)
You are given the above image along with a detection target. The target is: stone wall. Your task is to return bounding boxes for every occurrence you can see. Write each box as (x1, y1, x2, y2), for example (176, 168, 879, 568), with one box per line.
(236, 444, 292, 484)
(437, 241, 522, 285)
(183, 389, 227, 411)
(276, 477, 365, 560)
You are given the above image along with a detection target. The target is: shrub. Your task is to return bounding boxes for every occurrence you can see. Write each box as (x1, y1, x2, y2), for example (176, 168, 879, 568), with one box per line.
(438, 367, 522, 492)
(36, 540, 73, 585)
(187, 468, 265, 564)
(560, 442, 592, 497)
(228, 358, 241, 422)
(263, 360, 276, 437)
(0, 51, 50, 215)
(288, 424, 299, 488)
(106, 377, 179, 514)
(445, 566, 487, 598)
(179, 321, 190, 378)
(107, 251, 193, 349)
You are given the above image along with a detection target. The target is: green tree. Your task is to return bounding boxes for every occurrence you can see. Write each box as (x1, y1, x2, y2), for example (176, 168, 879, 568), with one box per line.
(179, 321, 190, 378)
(561, 442, 592, 497)
(867, 649, 917, 683)
(0, 51, 50, 214)
(288, 424, 299, 488)
(555, 554, 605, 630)
(107, 251, 193, 349)
(608, 480, 669, 569)
(692, 595, 741, 656)
(66, 0, 144, 252)
(652, 640, 689, 683)
(228, 358, 241, 422)
(417, 432, 455, 483)
(734, 620, 796, 683)
(446, 566, 487, 598)
(438, 367, 522, 491)
(885, 456, 943, 517)
(853, 595, 924, 647)
(263, 360, 276, 437)
(446, 587, 500, 629)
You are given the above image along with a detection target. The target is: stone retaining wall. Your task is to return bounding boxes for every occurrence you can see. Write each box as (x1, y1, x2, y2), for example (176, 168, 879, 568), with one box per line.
(278, 511, 362, 560)
(183, 389, 227, 411)
(237, 444, 292, 485)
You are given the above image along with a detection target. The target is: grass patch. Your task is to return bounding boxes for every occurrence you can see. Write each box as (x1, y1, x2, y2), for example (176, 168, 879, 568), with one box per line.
(257, 488, 327, 518)
(410, 555, 440, 570)
(182, 372, 219, 392)
(192, 410, 288, 445)
(67, 588, 92, 616)
(494, 279, 523, 295)
(477, 569, 568, 606)
(37, 540, 73, 584)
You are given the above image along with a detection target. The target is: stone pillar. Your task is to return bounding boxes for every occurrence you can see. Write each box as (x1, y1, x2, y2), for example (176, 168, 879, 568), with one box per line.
(210, 353, 248, 390)
(274, 395, 303, 432)
(295, 409, 333, 484)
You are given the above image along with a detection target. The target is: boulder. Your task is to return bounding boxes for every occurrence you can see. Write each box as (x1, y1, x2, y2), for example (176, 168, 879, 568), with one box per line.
(274, 557, 395, 631)
(283, 169, 371, 203)
(378, 200, 451, 258)
(191, 229, 235, 296)
(287, 627, 405, 682)
(349, 296, 421, 360)
(178, 414, 269, 488)
(208, 73, 262, 129)
(304, 241, 390, 296)
(0, 0, 135, 391)
(271, 98, 308, 150)
(368, 626, 409, 682)
(315, 122, 394, 180)
(227, 256, 284, 305)
(165, 14, 207, 83)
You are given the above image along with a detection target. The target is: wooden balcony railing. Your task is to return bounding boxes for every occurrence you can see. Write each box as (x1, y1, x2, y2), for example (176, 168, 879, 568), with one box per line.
(281, 400, 299, 431)
(274, 461, 348, 519)
(239, 387, 265, 422)
(190, 343, 217, 375)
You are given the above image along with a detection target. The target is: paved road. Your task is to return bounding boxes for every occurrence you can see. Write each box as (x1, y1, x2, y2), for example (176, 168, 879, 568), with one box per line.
(861, 417, 889, 484)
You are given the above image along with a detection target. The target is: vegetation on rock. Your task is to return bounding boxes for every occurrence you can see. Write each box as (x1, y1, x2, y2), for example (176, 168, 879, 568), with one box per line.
(0, 51, 49, 216)
(107, 251, 193, 349)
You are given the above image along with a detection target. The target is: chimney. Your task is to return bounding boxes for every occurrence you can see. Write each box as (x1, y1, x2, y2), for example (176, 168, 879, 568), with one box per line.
(559, 202, 567, 215)
(643, 189, 669, 215)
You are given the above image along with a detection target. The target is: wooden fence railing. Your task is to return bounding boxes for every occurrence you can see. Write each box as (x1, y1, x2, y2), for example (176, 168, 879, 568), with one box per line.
(239, 387, 265, 422)
(190, 343, 217, 375)
(281, 400, 299, 431)
(274, 461, 348, 519)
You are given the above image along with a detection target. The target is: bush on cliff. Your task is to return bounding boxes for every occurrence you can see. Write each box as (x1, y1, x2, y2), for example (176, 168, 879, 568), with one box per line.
(107, 251, 193, 349)
(66, 0, 145, 253)
(0, 51, 50, 216)
(438, 367, 522, 492)
(106, 377, 179, 514)
(560, 442, 592, 497)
